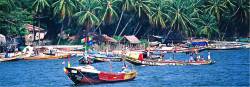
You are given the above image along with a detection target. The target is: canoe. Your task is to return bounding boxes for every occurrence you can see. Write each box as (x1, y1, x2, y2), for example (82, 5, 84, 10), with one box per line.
(64, 65, 137, 84)
(0, 57, 23, 62)
(126, 58, 186, 66)
(126, 58, 215, 66)
(93, 57, 122, 63)
(23, 54, 70, 60)
(187, 60, 215, 65)
(79, 57, 122, 64)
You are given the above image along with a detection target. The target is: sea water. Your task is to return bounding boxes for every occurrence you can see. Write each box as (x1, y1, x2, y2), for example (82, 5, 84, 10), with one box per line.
(0, 49, 249, 86)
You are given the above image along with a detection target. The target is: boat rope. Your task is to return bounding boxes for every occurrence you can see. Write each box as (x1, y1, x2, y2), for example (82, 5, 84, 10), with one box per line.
(78, 70, 93, 85)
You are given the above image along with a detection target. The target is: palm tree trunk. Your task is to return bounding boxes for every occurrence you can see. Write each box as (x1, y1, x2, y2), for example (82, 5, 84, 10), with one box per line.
(57, 23, 64, 45)
(38, 16, 41, 46)
(118, 16, 132, 37)
(98, 28, 102, 35)
(166, 27, 173, 38)
(114, 10, 124, 37)
(135, 26, 142, 35)
(33, 16, 36, 45)
(132, 22, 140, 35)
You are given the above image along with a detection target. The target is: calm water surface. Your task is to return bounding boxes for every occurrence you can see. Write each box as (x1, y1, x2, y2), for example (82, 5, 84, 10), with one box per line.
(0, 49, 249, 86)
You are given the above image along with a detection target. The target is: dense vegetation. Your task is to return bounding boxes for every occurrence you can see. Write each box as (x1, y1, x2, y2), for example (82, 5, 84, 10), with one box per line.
(0, 0, 249, 44)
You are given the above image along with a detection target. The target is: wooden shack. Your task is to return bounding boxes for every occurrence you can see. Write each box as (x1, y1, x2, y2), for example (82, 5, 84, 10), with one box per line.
(121, 35, 141, 49)
(24, 24, 47, 45)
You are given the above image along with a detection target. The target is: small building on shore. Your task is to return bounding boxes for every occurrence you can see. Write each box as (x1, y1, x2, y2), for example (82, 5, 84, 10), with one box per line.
(121, 35, 141, 50)
(24, 24, 47, 45)
(0, 34, 6, 46)
(0, 34, 6, 52)
(122, 35, 141, 44)
(102, 34, 118, 43)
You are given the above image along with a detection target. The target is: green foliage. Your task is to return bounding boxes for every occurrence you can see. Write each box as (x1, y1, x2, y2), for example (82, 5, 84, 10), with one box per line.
(32, 0, 50, 14)
(52, 0, 76, 22)
(149, 0, 170, 28)
(113, 36, 123, 41)
(73, 0, 101, 29)
(196, 15, 219, 39)
(0, 2, 32, 36)
(0, 0, 249, 43)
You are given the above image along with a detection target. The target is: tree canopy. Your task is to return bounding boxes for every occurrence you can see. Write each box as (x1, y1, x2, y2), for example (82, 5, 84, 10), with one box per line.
(0, 0, 249, 44)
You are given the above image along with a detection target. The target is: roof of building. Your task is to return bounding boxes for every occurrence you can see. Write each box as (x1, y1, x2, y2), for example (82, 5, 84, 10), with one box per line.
(25, 24, 44, 32)
(102, 34, 118, 43)
(124, 35, 141, 44)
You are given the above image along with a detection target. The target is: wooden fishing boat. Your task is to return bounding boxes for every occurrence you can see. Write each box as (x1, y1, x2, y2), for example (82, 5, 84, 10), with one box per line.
(93, 56, 122, 62)
(126, 58, 186, 66)
(126, 58, 215, 66)
(79, 53, 122, 64)
(0, 57, 23, 62)
(187, 60, 215, 65)
(125, 51, 215, 66)
(64, 65, 137, 84)
(23, 54, 70, 60)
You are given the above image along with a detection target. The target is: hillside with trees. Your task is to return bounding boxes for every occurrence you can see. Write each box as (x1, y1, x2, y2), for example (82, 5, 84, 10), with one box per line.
(0, 0, 249, 44)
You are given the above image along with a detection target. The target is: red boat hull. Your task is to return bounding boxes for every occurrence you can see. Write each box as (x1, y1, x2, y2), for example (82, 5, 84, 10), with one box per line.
(64, 67, 136, 84)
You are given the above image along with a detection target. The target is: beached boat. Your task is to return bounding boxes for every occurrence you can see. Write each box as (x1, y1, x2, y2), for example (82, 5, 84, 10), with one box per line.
(64, 65, 137, 84)
(207, 41, 243, 50)
(79, 52, 122, 64)
(126, 58, 186, 66)
(0, 57, 23, 62)
(125, 52, 215, 66)
(93, 56, 122, 62)
(23, 54, 70, 60)
(126, 58, 214, 66)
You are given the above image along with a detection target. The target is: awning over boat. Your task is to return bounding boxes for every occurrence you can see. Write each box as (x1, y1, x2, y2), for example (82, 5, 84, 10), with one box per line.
(191, 42, 208, 46)
(123, 35, 140, 44)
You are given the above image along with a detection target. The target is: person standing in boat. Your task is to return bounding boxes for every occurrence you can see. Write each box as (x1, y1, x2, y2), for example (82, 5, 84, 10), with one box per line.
(194, 50, 200, 61)
(208, 51, 211, 60)
(189, 53, 194, 62)
(121, 64, 130, 73)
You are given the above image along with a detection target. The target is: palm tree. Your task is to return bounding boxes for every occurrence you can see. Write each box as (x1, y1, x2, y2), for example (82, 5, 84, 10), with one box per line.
(134, 0, 152, 18)
(32, 0, 49, 14)
(166, 0, 196, 37)
(0, 0, 16, 13)
(74, 0, 100, 35)
(52, 0, 76, 44)
(203, 0, 228, 22)
(95, 0, 119, 34)
(230, 0, 249, 26)
(149, 0, 170, 29)
(99, 0, 119, 24)
(197, 15, 219, 39)
(118, 0, 152, 36)
(113, 0, 135, 36)
(32, 0, 50, 45)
